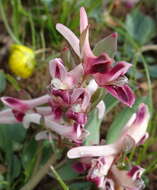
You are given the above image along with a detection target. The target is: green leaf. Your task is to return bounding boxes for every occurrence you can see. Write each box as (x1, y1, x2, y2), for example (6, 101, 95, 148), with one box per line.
(104, 94, 119, 114)
(0, 70, 6, 93)
(0, 124, 26, 151)
(148, 65, 157, 78)
(125, 9, 156, 45)
(93, 33, 117, 57)
(57, 160, 79, 181)
(69, 182, 92, 190)
(0, 175, 9, 189)
(10, 155, 21, 180)
(84, 108, 102, 145)
(22, 139, 37, 175)
(106, 97, 149, 144)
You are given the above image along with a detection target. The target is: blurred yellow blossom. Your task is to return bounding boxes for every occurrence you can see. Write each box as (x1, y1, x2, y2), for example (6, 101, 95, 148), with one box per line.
(8, 44, 36, 79)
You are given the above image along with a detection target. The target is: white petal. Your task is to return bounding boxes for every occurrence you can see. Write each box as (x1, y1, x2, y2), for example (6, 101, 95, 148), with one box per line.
(23, 113, 41, 129)
(96, 101, 106, 120)
(56, 24, 80, 57)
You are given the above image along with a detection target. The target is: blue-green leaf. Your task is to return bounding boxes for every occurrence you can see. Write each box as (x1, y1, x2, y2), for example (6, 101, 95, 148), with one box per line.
(106, 97, 149, 144)
(125, 9, 156, 45)
(0, 124, 26, 151)
(84, 108, 102, 145)
(93, 33, 117, 57)
(69, 182, 92, 190)
(57, 160, 79, 181)
(104, 94, 119, 114)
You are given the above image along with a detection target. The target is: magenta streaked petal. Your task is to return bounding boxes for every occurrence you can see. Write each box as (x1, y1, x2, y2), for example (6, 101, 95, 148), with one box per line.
(12, 110, 25, 122)
(137, 132, 149, 145)
(51, 89, 70, 104)
(1, 97, 29, 112)
(44, 118, 86, 143)
(122, 104, 150, 145)
(53, 107, 62, 120)
(132, 103, 148, 125)
(88, 176, 104, 187)
(56, 23, 80, 57)
(111, 165, 145, 190)
(105, 85, 135, 107)
(72, 161, 87, 173)
(49, 58, 67, 80)
(111, 165, 138, 189)
(66, 110, 87, 125)
(73, 158, 91, 173)
(87, 156, 114, 188)
(103, 178, 115, 190)
(94, 61, 131, 86)
(108, 61, 131, 82)
(128, 166, 145, 180)
(71, 88, 91, 111)
(73, 123, 89, 144)
(1, 95, 50, 112)
(84, 53, 112, 75)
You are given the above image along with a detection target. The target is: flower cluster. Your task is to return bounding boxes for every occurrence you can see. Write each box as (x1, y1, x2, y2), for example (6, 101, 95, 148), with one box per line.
(0, 7, 150, 190)
(68, 103, 150, 190)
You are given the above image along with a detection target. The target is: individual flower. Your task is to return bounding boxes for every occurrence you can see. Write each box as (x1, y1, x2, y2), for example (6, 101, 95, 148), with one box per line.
(56, 7, 135, 107)
(110, 164, 145, 190)
(49, 58, 84, 90)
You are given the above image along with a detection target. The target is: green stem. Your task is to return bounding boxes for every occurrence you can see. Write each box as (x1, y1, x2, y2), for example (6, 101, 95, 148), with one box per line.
(31, 142, 43, 177)
(50, 166, 69, 190)
(0, 1, 21, 44)
(140, 54, 153, 113)
(28, 12, 36, 49)
(145, 158, 157, 173)
(20, 155, 55, 190)
(90, 88, 106, 112)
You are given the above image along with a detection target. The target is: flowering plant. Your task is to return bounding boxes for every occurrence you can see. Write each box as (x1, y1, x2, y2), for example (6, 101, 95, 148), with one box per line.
(0, 6, 150, 190)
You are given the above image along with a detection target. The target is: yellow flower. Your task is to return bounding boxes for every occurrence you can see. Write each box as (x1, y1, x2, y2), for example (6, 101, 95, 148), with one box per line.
(8, 44, 36, 79)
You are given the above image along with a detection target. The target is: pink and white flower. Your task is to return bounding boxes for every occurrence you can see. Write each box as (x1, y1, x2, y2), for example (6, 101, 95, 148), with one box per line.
(56, 7, 135, 107)
(49, 58, 83, 90)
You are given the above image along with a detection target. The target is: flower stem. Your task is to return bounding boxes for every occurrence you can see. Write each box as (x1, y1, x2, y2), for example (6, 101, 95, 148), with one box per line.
(31, 142, 43, 177)
(139, 45, 157, 53)
(50, 166, 69, 190)
(20, 155, 56, 190)
(90, 88, 106, 111)
(0, 1, 21, 44)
